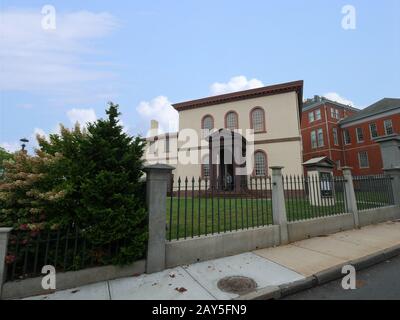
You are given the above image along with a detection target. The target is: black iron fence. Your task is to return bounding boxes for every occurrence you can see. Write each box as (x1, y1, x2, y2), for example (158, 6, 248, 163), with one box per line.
(166, 174, 354, 240)
(167, 176, 273, 241)
(353, 175, 395, 210)
(283, 174, 348, 221)
(5, 226, 126, 281)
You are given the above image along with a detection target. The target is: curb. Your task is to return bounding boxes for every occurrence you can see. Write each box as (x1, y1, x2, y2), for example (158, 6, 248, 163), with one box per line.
(237, 243, 400, 300)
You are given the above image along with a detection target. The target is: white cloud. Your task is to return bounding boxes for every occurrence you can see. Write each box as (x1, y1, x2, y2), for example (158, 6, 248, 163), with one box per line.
(323, 92, 357, 108)
(0, 8, 118, 103)
(136, 96, 179, 134)
(210, 76, 264, 95)
(67, 108, 97, 125)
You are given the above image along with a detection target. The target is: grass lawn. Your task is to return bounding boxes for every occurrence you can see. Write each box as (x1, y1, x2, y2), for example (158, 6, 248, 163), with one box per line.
(166, 196, 348, 240)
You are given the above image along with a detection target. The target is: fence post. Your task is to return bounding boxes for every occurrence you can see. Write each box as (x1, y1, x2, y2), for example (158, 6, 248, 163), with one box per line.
(374, 134, 400, 206)
(143, 164, 175, 274)
(270, 166, 289, 245)
(341, 167, 359, 228)
(385, 169, 400, 206)
(0, 228, 12, 298)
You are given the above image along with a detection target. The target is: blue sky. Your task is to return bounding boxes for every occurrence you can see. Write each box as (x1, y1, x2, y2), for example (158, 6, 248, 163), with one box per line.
(1, 0, 399, 152)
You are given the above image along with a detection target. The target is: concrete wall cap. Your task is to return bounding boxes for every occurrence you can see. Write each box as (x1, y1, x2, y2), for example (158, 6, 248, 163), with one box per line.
(0, 227, 13, 233)
(143, 163, 175, 172)
(269, 166, 284, 170)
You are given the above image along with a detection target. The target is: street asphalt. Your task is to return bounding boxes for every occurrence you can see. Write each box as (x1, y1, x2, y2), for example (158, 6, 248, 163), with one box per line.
(283, 254, 400, 300)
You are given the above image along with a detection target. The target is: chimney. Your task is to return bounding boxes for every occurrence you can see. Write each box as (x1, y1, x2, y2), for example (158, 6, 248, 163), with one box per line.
(314, 95, 320, 102)
(150, 120, 159, 137)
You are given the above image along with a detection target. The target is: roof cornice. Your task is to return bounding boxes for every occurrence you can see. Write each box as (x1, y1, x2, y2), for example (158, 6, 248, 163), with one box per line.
(172, 80, 304, 112)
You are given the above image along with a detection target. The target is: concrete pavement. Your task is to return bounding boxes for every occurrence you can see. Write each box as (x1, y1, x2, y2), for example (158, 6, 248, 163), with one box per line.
(23, 220, 400, 300)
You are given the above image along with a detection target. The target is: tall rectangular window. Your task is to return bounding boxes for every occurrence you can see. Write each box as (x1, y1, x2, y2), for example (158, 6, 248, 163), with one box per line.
(356, 128, 364, 143)
(315, 109, 321, 120)
(343, 129, 351, 144)
(358, 151, 369, 168)
(369, 123, 378, 139)
(317, 128, 324, 147)
(384, 119, 394, 135)
(311, 130, 317, 148)
(335, 109, 340, 119)
(330, 108, 335, 118)
(309, 112, 315, 123)
(333, 128, 339, 145)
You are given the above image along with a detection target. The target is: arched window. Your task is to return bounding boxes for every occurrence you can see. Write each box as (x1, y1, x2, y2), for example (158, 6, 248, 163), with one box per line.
(251, 107, 265, 133)
(202, 115, 214, 130)
(225, 111, 238, 130)
(254, 151, 267, 176)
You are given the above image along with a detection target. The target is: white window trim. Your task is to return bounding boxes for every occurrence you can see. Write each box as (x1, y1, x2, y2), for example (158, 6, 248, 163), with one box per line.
(358, 151, 369, 169)
(356, 128, 364, 143)
(369, 123, 378, 140)
(343, 130, 351, 145)
(333, 128, 339, 146)
(384, 119, 393, 136)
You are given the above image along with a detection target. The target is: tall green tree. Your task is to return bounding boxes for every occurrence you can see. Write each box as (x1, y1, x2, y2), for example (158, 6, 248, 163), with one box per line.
(75, 103, 147, 264)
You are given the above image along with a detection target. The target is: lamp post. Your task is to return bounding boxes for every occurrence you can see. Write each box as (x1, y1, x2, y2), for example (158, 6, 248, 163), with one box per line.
(20, 138, 29, 151)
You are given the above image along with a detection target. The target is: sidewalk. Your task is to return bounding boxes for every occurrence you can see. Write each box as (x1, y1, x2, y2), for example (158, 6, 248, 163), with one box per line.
(24, 220, 400, 300)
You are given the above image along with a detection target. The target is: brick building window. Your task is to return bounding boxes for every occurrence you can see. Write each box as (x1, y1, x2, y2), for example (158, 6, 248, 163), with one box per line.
(308, 112, 315, 123)
(358, 151, 369, 168)
(311, 131, 317, 148)
(369, 123, 378, 139)
(343, 129, 351, 144)
(226, 112, 238, 130)
(317, 128, 324, 147)
(356, 128, 364, 143)
(315, 109, 321, 120)
(384, 120, 394, 135)
(333, 128, 339, 145)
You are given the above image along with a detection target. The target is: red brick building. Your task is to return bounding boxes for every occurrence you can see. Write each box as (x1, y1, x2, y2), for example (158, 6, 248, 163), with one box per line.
(301, 96, 400, 176)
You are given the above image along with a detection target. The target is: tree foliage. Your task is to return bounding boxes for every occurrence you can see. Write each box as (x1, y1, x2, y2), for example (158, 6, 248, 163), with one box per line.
(0, 103, 147, 265)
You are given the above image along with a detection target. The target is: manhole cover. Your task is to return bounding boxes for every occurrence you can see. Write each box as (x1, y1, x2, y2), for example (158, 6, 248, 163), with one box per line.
(217, 276, 257, 294)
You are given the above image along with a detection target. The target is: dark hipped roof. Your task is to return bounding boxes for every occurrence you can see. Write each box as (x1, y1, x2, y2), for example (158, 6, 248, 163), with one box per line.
(340, 98, 400, 125)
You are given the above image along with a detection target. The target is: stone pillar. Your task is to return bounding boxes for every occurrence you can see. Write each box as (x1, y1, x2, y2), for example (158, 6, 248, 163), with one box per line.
(0, 228, 12, 298)
(374, 134, 400, 206)
(270, 166, 288, 245)
(342, 167, 359, 228)
(143, 164, 175, 274)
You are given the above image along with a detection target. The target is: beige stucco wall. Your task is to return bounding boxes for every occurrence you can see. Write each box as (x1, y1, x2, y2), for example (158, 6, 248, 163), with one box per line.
(144, 90, 303, 178)
(175, 91, 303, 177)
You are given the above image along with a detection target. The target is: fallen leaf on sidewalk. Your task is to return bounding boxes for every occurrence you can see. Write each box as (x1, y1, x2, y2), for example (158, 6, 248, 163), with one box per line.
(169, 273, 176, 278)
(175, 287, 187, 293)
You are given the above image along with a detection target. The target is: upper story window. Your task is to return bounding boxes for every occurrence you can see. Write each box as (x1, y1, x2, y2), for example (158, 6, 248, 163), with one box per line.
(333, 128, 339, 146)
(225, 112, 238, 130)
(356, 128, 364, 143)
(331, 108, 340, 119)
(308, 112, 315, 123)
(369, 123, 378, 139)
(254, 151, 267, 176)
(202, 115, 214, 130)
(315, 109, 321, 120)
(343, 129, 351, 145)
(250, 108, 265, 133)
(384, 119, 394, 135)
